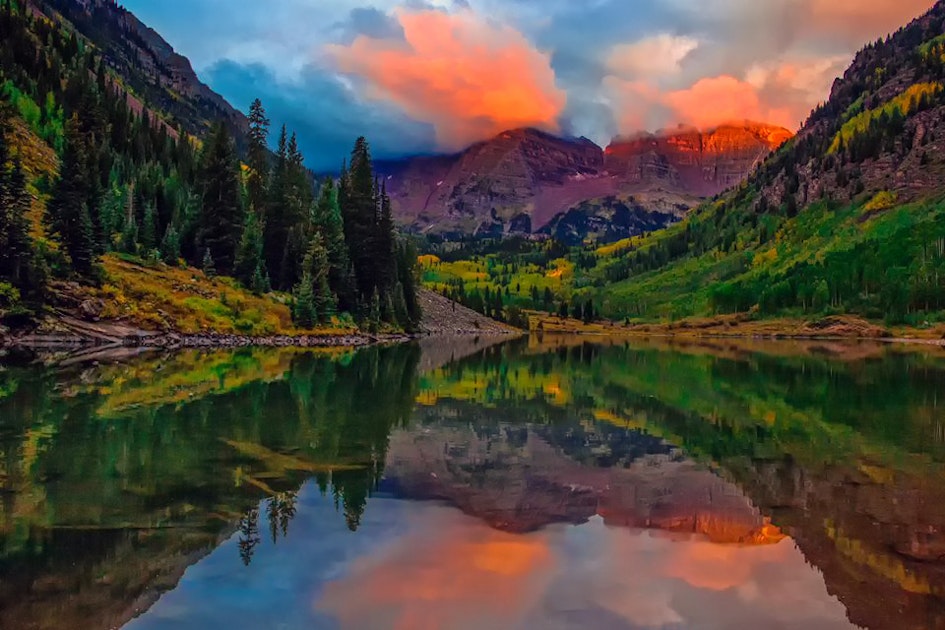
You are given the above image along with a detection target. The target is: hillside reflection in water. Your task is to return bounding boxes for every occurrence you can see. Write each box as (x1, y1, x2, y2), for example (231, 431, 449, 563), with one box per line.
(2, 336, 945, 629)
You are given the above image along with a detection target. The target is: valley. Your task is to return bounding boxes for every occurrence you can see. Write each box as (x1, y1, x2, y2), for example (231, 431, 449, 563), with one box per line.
(419, 2, 945, 333)
(4, 2, 945, 629)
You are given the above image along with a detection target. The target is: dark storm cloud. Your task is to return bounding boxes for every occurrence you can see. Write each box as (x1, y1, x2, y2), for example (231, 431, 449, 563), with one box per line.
(333, 7, 405, 43)
(205, 60, 436, 171)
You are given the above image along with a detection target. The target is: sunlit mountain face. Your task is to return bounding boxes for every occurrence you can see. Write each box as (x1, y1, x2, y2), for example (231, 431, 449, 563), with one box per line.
(121, 0, 935, 169)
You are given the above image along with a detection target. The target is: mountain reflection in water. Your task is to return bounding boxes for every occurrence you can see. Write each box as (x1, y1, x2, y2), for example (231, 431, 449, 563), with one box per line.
(2, 336, 945, 629)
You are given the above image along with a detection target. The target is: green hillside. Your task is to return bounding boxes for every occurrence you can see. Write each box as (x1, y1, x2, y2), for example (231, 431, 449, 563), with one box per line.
(0, 0, 420, 335)
(423, 2, 945, 329)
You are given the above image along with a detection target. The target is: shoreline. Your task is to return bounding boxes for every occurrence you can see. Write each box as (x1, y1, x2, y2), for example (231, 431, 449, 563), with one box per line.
(528, 312, 945, 348)
(532, 328, 945, 348)
(0, 324, 523, 352)
(0, 288, 522, 351)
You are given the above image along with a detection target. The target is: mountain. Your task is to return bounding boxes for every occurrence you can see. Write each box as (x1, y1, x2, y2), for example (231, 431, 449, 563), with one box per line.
(36, 0, 247, 139)
(382, 122, 792, 243)
(572, 0, 945, 322)
(385, 411, 782, 542)
(604, 121, 794, 196)
(421, 3, 945, 327)
(0, 0, 418, 336)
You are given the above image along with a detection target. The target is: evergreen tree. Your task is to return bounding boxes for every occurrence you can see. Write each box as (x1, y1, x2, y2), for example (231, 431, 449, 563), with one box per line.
(0, 128, 34, 289)
(120, 213, 138, 254)
(140, 203, 157, 251)
(292, 272, 317, 329)
(314, 179, 356, 309)
(246, 98, 270, 218)
(342, 137, 379, 301)
(266, 129, 311, 289)
(395, 239, 422, 328)
(234, 208, 266, 287)
(308, 236, 335, 320)
(160, 224, 181, 265)
(250, 262, 270, 295)
(197, 122, 242, 274)
(46, 115, 97, 278)
(292, 235, 335, 326)
(375, 181, 395, 292)
(202, 248, 216, 278)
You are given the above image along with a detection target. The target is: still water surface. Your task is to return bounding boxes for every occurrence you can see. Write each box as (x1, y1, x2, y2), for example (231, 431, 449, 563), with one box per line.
(2, 336, 945, 629)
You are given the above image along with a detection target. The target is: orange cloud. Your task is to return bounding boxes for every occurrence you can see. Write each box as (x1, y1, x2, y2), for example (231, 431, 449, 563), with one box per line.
(316, 517, 554, 629)
(314, 509, 851, 629)
(664, 76, 770, 129)
(806, 0, 936, 41)
(606, 56, 847, 134)
(326, 9, 566, 151)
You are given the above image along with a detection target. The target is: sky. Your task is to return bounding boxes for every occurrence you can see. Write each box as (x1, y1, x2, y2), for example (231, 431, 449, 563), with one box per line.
(122, 0, 936, 170)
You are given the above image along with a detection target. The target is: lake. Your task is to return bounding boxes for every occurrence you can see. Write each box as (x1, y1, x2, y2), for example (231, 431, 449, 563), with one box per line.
(2, 335, 945, 629)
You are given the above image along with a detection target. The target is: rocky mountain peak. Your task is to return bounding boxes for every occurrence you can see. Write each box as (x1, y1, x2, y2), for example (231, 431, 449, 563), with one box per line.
(383, 120, 792, 240)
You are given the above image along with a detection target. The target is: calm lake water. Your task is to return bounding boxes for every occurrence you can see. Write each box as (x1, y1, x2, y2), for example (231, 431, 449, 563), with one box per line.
(2, 335, 945, 629)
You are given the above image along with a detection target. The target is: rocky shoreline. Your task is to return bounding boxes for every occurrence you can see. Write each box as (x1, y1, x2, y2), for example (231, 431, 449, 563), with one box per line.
(0, 326, 420, 351)
(0, 291, 522, 351)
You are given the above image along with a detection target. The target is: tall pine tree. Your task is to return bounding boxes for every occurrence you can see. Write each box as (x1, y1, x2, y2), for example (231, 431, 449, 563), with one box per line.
(47, 115, 97, 278)
(0, 124, 33, 289)
(314, 179, 356, 310)
(246, 98, 270, 218)
(196, 122, 242, 274)
(234, 207, 266, 288)
(342, 137, 379, 302)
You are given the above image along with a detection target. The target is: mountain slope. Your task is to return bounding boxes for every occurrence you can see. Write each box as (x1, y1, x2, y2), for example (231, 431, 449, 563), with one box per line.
(574, 1, 945, 323)
(605, 121, 793, 196)
(383, 122, 791, 242)
(35, 0, 247, 140)
(0, 0, 421, 336)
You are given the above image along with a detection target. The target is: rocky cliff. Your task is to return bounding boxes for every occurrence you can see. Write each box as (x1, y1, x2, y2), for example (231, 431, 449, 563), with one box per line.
(382, 122, 792, 241)
(33, 0, 247, 139)
(605, 121, 794, 196)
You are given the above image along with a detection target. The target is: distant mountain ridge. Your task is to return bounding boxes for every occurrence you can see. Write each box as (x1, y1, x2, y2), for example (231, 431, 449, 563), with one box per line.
(381, 122, 792, 242)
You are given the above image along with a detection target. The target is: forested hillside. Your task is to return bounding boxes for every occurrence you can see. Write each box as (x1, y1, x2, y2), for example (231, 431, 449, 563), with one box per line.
(424, 1, 945, 328)
(0, 0, 420, 335)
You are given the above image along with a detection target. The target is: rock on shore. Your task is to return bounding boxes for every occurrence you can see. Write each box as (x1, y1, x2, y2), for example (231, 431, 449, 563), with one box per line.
(417, 289, 520, 336)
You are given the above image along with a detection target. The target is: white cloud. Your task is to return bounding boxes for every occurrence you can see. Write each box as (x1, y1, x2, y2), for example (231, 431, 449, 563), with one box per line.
(606, 34, 700, 80)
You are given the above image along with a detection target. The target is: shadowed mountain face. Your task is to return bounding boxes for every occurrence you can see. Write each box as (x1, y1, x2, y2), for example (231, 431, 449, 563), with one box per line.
(33, 0, 247, 140)
(380, 122, 791, 241)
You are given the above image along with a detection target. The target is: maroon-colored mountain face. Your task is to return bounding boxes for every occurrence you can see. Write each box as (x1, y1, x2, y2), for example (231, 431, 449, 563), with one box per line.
(605, 121, 795, 197)
(381, 122, 792, 240)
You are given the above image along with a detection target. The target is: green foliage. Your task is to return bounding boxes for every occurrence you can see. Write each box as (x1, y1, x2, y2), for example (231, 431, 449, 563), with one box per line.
(197, 122, 242, 275)
(0, 281, 20, 308)
(46, 116, 98, 279)
(0, 4, 418, 332)
(234, 209, 266, 287)
(160, 224, 181, 266)
(829, 83, 941, 153)
(0, 122, 33, 293)
(292, 274, 317, 329)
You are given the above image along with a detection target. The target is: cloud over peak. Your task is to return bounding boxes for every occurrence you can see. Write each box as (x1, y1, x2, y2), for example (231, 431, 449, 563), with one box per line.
(326, 8, 566, 151)
(123, 0, 937, 167)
